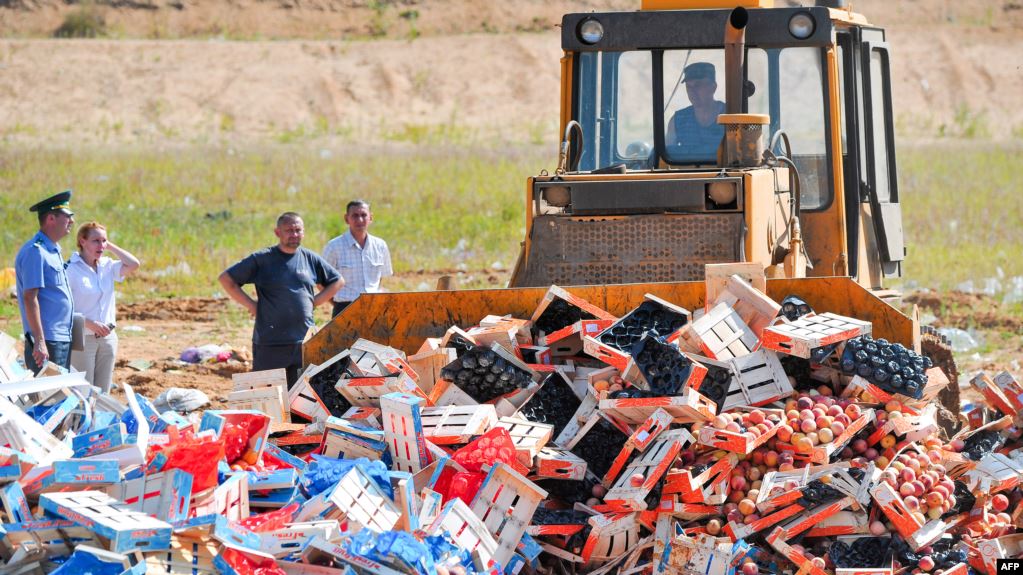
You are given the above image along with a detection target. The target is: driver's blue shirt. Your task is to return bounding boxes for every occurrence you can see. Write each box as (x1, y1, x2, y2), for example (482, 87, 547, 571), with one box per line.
(670, 102, 725, 160)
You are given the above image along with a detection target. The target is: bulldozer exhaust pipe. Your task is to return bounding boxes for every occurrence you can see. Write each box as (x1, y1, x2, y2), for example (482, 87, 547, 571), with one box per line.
(724, 7, 748, 116)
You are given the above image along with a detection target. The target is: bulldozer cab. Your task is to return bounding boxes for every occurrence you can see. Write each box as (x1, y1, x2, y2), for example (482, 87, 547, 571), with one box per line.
(509, 1, 906, 291)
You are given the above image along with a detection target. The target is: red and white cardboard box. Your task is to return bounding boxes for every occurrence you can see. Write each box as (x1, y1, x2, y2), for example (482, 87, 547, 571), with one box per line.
(380, 392, 432, 474)
(760, 312, 871, 359)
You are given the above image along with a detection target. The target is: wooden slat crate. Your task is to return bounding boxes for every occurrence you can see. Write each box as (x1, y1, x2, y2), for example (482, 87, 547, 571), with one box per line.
(427, 499, 500, 571)
(227, 386, 288, 424)
(407, 347, 457, 397)
(288, 364, 330, 422)
(760, 312, 872, 358)
(674, 303, 758, 360)
(774, 408, 876, 465)
(599, 387, 717, 426)
(580, 512, 641, 568)
(971, 371, 1019, 417)
(336, 369, 423, 408)
(963, 453, 1023, 495)
(530, 285, 617, 341)
(704, 263, 767, 310)
(260, 521, 341, 560)
(232, 368, 287, 392)
(697, 407, 784, 454)
(539, 319, 616, 356)
(709, 274, 780, 338)
(867, 405, 938, 448)
(470, 462, 548, 568)
(667, 532, 735, 575)
(662, 453, 737, 506)
(976, 534, 1023, 575)
(420, 404, 497, 445)
(39, 491, 172, 552)
(720, 350, 793, 411)
(605, 430, 692, 512)
(380, 392, 432, 474)
(192, 473, 249, 522)
(0, 519, 103, 564)
(628, 408, 674, 452)
(993, 370, 1023, 413)
(566, 412, 632, 481)
(870, 481, 947, 551)
(554, 391, 599, 447)
(326, 466, 401, 534)
(493, 416, 554, 467)
(0, 395, 73, 465)
(348, 339, 406, 376)
(144, 535, 219, 575)
(765, 527, 829, 575)
(804, 510, 870, 537)
(339, 406, 381, 429)
(534, 447, 588, 480)
(112, 468, 192, 523)
(321, 417, 387, 460)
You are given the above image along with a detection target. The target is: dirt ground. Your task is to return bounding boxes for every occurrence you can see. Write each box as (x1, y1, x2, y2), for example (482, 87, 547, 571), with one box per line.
(1, 0, 1022, 143)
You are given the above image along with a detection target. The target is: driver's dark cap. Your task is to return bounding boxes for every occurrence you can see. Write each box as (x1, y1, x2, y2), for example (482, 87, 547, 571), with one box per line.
(683, 62, 716, 83)
(29, 190, 74, 216)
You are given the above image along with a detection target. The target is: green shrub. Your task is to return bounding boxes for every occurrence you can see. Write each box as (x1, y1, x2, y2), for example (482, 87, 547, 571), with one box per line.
(54, 7, 107, 39)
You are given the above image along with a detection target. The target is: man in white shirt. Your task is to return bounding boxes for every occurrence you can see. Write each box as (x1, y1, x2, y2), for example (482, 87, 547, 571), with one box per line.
(321, 200, 394, 317)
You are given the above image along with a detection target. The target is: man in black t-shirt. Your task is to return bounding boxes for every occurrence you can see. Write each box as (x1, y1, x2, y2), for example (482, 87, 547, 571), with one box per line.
(219, 212, 342, 387)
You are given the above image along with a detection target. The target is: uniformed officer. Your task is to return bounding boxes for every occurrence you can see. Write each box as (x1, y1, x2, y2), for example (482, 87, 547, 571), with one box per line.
(15, 190, 76, 373)
(665, 62, 726, 162)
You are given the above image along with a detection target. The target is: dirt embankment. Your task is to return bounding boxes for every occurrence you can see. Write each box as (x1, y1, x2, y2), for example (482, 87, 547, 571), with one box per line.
(0, 0, 1021, 144)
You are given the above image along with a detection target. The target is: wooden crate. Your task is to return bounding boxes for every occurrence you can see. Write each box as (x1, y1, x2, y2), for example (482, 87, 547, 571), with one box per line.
(380, 392, 432, 474)
(260, 521, 341, 560)
(599, 387, 717, 426)
(288, 364, 330, 422)
(145, 535, 219, 575)
(0, 395, 73, 465)
(605, 430, 692, 512)
(348, 339, 406, 376)
(867, 405, 938, 448)
(407, 347, 456, 397)
(993, 370, 1023, 413)
(192, 473, 249, 522)
(580, 512, 641, 568)
(971, 371, 1019, 417)
(774, 408, 876, 465)
(627, 408, 674, 452)
(805, 510, 870, 537)
(697, 407, 784, 454)
(704, 263, 767, 306)
(340, 406, 381, 429)
(336, 368, 423, 408)
(674, 303, 758, 361)
(962, 453, 1022, 495)
(870, 481, 946, 551)
(530, 285, 617, 340)
(326, 466, 401, 534)
(470, 462, 548, 568)
(667, 532, 734, 575)
(0, 518, 103, 564)
(765, 527, 828, 575)
(113, 468, 192, 523)
(534, 447, 588, 480)
(662, 453, 737, 506)
(321, 416, 387, 460)
(760, 312, 872, 358)
(427, 499, 500, 571)
(420, 404, 497, 445)
(541, 319, 616, 357)
(493, 416, 554, 467)
(709, 273, 780, 338)
(583, 295, 691, 371)
(977, 534, 1023, 575)
(719, 350, 793, 411)
(226, 386, 288, 424)
(39, 491, 172, 553)
(553, 391, 599, 447)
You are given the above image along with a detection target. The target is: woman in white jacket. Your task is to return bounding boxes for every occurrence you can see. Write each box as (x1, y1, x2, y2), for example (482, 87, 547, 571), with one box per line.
(67, 222, 140, 392)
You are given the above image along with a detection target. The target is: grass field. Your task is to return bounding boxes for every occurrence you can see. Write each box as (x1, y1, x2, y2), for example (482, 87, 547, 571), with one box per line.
(2, 140, 1021, 335)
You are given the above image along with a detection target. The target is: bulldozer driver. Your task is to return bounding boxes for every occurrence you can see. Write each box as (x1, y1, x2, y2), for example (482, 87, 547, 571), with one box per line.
(665, 62, 726, 162)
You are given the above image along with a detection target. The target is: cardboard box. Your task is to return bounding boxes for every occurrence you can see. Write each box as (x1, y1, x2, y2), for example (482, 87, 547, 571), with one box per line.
(39, 491, 172, 552)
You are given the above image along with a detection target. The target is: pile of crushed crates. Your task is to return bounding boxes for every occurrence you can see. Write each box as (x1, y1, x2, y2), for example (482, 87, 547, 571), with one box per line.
(1, 271, 1022, 575)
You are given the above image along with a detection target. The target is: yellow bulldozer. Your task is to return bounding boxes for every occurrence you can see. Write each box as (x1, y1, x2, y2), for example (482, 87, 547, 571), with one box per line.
(307, 0, 960, 430)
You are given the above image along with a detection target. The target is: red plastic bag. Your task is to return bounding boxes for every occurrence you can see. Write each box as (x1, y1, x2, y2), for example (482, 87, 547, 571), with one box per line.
(220, 548, 286, 575)
(150, 439, 224, 493)
(237, 502, 299, 533)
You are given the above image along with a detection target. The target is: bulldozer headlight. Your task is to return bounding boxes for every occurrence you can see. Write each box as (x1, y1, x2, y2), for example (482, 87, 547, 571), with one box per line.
(788, 12, 816, 39)
(578, 19, 604, 44)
